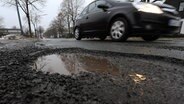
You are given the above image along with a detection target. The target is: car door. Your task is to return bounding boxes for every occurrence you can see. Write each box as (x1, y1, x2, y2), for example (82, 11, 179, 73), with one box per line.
(86, 0, 110, 34)
(77, 6, 89, 33)
(82, 1, 96, 33)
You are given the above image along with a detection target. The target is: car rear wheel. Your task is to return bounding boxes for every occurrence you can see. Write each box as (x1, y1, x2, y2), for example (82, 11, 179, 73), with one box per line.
(110, 18, 129, 42)
(142, 35, 160, 41)
(75, 28, 82, 40)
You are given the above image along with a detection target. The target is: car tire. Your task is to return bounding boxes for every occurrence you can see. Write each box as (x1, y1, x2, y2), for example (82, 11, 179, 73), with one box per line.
(74, 28, 82, 40)
(142, 35, 160, 41)
(99, 35, 107, 41)
(110, 17, 129, 42)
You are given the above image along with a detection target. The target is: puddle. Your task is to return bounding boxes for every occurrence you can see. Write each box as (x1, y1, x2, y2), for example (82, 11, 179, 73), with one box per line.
(33, 53, 120, 75)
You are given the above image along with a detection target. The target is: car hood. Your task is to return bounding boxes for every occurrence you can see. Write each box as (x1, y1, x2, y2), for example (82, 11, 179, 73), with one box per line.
(153, 3, 179, 15)
(133, 2, 175, 9)
(132, 2, 178, 16)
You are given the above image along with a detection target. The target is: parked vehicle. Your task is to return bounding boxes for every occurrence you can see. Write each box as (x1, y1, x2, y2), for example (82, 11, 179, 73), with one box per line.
(74, 0, 181, 41)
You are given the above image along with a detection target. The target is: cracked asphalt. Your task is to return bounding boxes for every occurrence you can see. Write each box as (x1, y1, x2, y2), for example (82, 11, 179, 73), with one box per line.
(0, 37, 184, 104)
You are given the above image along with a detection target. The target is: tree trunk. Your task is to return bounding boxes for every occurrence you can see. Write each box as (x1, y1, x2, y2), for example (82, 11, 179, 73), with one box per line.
(33, 24, 37, 38)
(72, 19, 75, 29)
(67, 0, 71, 34)
(15, 0, 24, 35)
(26, 0, 32, 36)
(27, 14, 32, 36)
(67, 16, 71, 34)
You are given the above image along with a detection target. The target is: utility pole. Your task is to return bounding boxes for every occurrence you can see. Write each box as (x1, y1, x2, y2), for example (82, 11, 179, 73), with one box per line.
(15, 0, 24, 35)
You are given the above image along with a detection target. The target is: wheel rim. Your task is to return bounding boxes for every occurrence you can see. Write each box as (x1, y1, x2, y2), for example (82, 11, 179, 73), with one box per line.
(75, 28, 80, 39)
(111, 21, 125, 39)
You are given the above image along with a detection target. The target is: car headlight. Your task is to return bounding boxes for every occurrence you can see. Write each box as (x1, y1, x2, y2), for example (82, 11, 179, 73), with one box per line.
(133, 2, 163, 14)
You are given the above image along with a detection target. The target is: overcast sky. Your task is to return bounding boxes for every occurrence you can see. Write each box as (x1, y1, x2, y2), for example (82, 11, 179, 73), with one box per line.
(0, 0, 93, 29)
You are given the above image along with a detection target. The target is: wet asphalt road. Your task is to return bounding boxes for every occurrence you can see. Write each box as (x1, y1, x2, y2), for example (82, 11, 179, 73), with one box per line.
(36, 37, 184, 60)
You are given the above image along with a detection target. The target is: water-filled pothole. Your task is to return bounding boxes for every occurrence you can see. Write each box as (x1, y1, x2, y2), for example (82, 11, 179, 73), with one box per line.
(33, 53, 120, 75)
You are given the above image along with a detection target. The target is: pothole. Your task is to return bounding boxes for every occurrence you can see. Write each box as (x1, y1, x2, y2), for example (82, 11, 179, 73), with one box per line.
(32, 50, 183, 84)
(32, 53, 121, 76)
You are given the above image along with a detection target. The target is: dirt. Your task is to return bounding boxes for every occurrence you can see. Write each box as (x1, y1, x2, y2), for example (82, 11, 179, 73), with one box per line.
(0, 40, 184, 104)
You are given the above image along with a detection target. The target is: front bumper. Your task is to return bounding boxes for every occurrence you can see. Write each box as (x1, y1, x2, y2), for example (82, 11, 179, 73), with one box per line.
(131, 12, 182, 36)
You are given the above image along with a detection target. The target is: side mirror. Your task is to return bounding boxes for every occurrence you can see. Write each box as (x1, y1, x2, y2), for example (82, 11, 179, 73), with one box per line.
(97, 4, 109, 10)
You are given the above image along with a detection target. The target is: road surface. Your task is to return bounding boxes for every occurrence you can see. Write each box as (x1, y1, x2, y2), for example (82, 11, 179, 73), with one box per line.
(36, 37, 184, 60)
(0, 38, 184, 104)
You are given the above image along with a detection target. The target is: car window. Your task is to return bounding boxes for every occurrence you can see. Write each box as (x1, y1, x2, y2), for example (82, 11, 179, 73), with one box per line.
(88, 2, 96, 13)
(88, 1, 107, 13)
(80, 7, 88, 16)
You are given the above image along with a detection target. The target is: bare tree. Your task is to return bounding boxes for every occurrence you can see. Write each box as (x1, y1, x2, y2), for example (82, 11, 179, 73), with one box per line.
(0, 0, 46, 36)
(0, 17, 4, 28)
(60, 0, 84, 34)
(44, 25, 57, 38)
(37, 25, 44, 38)
(45, 12, 66, 37)
(61, 0, 71, 34)
(45, 0, 84, 38)
(30, 12, 41, 37)
(69, 0, 84, 28)
(55, 12, 66, 36)
(44, 13, 67, 39)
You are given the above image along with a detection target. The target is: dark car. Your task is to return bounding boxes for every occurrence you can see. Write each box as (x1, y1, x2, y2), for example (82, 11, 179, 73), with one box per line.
(74, 0, 182, 41)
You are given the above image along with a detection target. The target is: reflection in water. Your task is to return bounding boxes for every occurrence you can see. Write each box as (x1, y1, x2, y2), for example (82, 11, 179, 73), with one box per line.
(33, 53, 120, 75)
(129, 73, 146, 83)
(33, 55, 71, 75)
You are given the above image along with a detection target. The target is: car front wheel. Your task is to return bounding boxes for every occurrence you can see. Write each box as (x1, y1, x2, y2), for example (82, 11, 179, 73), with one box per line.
(110, 18, 129, 42)
(74, 28, 82, 40)
(142, 35, 160, 41)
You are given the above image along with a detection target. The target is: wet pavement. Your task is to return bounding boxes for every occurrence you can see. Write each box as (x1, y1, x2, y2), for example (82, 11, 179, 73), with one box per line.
(0, 39, 38, 50)
(36, 38, 184, 60)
